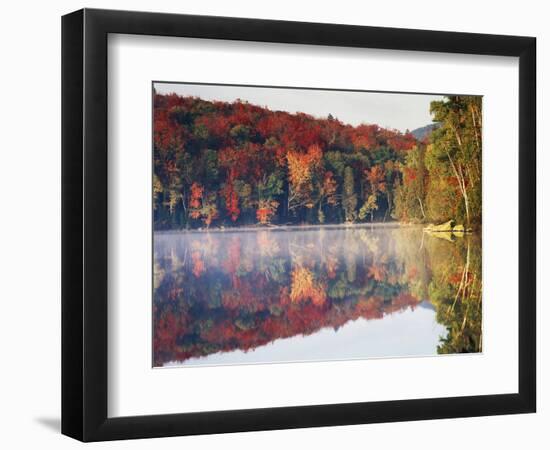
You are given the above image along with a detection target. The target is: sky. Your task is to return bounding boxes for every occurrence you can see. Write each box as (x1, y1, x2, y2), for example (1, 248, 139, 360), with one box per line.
(154, 82, 444, 133)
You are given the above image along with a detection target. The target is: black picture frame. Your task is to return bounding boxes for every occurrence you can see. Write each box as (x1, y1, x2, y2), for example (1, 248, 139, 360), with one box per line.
(62, 8, 536, 442)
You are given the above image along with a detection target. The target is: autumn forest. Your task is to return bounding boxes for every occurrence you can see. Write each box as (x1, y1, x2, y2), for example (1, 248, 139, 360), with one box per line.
(153, 91, 482, 230)
(153, 86, 483, 365)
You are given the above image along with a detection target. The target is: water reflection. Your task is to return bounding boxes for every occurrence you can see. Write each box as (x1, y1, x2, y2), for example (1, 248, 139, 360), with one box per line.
(153, 226, 482, 367)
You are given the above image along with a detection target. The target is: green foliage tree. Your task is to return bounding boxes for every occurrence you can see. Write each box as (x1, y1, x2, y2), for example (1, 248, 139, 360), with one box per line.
(393, 96, 482, 228)
(359, 194, 378, 221)
(393, 145, 427, 222)
(342, 166, 357, 222)
(428, 96, 482, 227)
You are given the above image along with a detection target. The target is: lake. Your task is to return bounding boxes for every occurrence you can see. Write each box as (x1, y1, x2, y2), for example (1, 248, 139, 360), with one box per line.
(153, 225, 482, 367)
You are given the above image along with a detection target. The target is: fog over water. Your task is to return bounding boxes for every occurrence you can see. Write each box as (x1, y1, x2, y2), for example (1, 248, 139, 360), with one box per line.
(153, 225, 481, 367)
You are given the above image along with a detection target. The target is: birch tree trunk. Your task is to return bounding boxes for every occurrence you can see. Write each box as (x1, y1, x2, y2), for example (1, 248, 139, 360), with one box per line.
(445, 148, 470, 227)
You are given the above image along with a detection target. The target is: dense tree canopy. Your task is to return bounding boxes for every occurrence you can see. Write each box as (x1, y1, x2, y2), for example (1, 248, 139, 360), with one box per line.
(153, 93, 481, 229)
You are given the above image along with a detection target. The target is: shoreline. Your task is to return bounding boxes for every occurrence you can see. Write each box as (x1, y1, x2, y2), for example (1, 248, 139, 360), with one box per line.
(154, 221, 425, 235)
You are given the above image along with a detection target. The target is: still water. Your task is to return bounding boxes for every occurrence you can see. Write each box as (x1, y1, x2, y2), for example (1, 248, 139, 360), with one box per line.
(153, 225, 482, 367)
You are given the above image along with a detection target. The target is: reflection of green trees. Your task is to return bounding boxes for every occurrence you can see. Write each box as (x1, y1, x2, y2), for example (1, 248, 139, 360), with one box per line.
(389, 228, 482, 354)
(425, 234, 482, 354)
(153, 226, 482, 365)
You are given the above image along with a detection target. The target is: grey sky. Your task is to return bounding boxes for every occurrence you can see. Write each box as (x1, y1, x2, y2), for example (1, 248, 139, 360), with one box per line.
(154, 82, 444, 132)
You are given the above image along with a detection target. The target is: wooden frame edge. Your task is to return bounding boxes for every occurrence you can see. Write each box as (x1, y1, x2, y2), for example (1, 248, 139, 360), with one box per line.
(61, 8, 536, 442)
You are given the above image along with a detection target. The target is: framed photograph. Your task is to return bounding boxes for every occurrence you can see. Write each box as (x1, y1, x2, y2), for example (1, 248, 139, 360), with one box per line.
(62, 8, 536, 441)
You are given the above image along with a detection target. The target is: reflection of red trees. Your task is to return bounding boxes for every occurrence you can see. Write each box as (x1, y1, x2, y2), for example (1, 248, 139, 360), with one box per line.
(191, 250, 205, 278)
(354, 296, 383, 318)
(151, 228, 441, 366)
(368, 264, 387, 282)
(325, 254, 338, 279)
(388, 293, 419, 313)
(153, 225, 482, 364)
(153, 274, 420, 366)
(408, 266, 419, 280)
(290, 267, 327, 306)
(222, 236, 241, 286)
(154, 312, 184, 356)
(221, 284, 264, 312)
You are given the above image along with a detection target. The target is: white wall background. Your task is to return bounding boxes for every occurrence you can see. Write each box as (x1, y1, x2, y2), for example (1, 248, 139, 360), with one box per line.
(0, 0, 546, 448)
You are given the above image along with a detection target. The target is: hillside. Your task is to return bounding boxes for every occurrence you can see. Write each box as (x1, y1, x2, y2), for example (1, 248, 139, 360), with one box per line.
(410, 123, 440, 141)
(153, 94, 481, 229)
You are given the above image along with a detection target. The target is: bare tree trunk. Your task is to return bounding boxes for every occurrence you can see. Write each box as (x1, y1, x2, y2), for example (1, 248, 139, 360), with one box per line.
(445, 149, 470, 227)
(287, 188, 293, 215)
(454, 130, 463, 149)
(449, 238, 471, 314)
(385, 190, 392, 222)
(317, 196, 325, 223)
(181, 190, 187, 215)
(470, 104, 481, 152)
(417, 196, 426, 219)
(458, 165, 471, 226)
